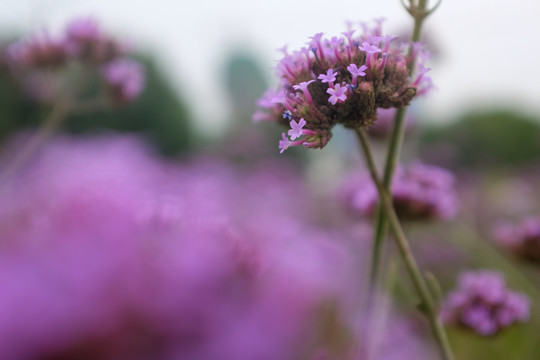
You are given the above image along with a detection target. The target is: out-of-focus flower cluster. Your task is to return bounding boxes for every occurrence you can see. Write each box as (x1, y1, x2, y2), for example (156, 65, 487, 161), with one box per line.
(339, 162, 458, 221)
(441, 271, 530, 336)
(0, 135, 433, 359)
(253, 20, 432, 153)
(494, 217, 540, 263)
(2, 17, 144, 104)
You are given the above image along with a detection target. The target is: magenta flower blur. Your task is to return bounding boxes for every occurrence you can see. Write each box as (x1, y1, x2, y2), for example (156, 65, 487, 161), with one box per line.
(101, 58, 145, 103)
(65, 17, 102, 43)
(5, 16, 144, 108)
(494, 217, 540, 263)
(0, 135, 433, 359)
(65, 16, 126, 62)
(441, 271, 530, 336)
(253, 19, 430, 153)
(7, 32, 69, 68)
(339, 161, 458, 221)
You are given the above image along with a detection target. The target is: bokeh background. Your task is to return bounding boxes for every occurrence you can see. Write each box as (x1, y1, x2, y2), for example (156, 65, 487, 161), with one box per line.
(1, 0, 540, 359)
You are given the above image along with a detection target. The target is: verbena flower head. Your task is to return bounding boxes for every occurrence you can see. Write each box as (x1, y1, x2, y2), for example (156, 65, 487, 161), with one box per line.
(494, 217, 540, 263)
(254, 19, 431, 153)
(339, 161, 458, 221)
(101, 58, 145, 104)
(441, 270, 530, 336)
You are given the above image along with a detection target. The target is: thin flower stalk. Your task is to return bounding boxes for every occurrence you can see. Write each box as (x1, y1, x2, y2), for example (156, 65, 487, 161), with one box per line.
(369, 0, 437, 293)
(355, 127, 454, 360)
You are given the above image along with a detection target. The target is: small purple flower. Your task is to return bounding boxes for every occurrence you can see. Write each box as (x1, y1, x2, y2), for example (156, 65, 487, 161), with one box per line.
(287, 118, 306, 140)
(347, 63, 367, 85)
(101, 58, 145, 104)
(292, 80, 315, 104)
(347, 63, 367, 78)
(359, 41, 381, 55)
(341, 30, 356, 47)
(318, 68, 337, 86)
(308, 32, 325, 61)
(326, 36, 343, 61)
(326, 83, 347, 105)
(441, 270, 530, 336)
(359, 41, 381, 70)
(279, 132, 291, 153)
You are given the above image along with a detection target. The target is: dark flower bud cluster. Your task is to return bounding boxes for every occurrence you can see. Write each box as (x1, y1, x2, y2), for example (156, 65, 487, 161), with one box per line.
(494, 217, 540, 263)
(441, 271, 530, 336)
(339, 162, 458, 221)
(3, 16, 144, 104)
(253, 20, 432, 153)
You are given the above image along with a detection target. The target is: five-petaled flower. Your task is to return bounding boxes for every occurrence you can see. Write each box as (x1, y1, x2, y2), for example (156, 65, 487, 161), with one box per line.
(318, 69, 337, 85)
(327, 83, 347, 105)
(279, 133, 291, 154)
(288, 118, 306, 140)
(347, 63, 367, 85)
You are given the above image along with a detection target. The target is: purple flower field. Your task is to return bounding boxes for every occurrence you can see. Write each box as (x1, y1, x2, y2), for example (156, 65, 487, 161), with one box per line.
(1, 4, 539, 360)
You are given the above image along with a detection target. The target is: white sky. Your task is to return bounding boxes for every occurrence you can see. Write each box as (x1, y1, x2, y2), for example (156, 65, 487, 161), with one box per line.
(1, 0, 539, 132)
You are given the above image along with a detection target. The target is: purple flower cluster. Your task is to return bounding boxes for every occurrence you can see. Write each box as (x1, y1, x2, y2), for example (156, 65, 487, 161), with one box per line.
(253, 20, 432, 153)
(0, 135, 432, 359)
(4, 16, 144, 104)
(7, 31, 69, 68)
(339, 161, 458, 221)
(441, 271, 530, 335)
(102, 59, 145, 104)
(494, 217, 540, 263)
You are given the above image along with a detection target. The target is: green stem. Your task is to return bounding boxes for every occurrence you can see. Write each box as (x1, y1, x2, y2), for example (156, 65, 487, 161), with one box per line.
(369, 0, 430, 291)
(355, 128, 454, 360)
